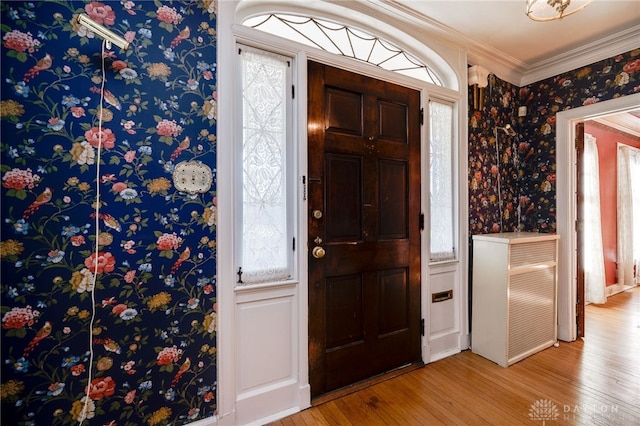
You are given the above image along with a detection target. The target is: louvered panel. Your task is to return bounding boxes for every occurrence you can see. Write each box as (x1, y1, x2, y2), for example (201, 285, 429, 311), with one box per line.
(472, 233, 558, 368)
(508, 267, 556, 360)
(510, 240, 556, 268)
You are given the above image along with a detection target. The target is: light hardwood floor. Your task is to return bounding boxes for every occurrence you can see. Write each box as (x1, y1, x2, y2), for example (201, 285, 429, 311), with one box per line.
(271, 286, 640, 425)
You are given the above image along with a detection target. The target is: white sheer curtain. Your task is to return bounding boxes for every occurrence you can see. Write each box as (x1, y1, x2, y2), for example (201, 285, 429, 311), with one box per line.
(429, 100, 455, 262)
(617, 144, 640, 287)
(583, 134, 607, 304)
(239, 47, 292, 284)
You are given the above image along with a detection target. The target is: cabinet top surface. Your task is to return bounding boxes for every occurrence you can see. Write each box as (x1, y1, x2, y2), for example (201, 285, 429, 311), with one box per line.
(472, 232, 560, 244)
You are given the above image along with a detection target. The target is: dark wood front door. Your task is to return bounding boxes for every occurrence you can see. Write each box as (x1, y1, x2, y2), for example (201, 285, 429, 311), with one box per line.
(307, 61, 422, 397)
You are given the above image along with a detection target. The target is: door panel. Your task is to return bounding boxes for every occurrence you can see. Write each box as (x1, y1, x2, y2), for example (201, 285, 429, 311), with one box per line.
(308, 60, 421, 397)
(325, 154, 363, 241)
(379, 101, 408, 144)
(326, 274, 363, 348)
(326, 88, 363, 136)
(378, 159, 408, 239)
(377, 268, 410, 335)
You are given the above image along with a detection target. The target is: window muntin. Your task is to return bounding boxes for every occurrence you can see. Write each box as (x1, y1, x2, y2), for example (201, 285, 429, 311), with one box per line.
(429, 99, 455, 262)
(243, 14, 443, 86)
(238, 46, 293, 284)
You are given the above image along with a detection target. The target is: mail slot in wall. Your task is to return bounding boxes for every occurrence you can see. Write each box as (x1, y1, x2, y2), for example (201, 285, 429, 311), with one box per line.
(432, 290, 453, 303)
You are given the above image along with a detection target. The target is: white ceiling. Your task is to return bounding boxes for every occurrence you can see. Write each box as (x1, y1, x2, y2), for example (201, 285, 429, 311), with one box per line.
(594, 110, 640, 137)
(391, 1, 638, 65)
(384, 0, 640, 134)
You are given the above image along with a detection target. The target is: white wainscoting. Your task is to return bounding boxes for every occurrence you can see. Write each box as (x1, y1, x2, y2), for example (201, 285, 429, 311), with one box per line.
(427, 262, 463, 362)
(234, 282, 301, 425)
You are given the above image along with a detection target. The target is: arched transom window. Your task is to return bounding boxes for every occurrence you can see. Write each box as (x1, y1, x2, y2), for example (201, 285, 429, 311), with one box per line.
(243, 14, 444, 86)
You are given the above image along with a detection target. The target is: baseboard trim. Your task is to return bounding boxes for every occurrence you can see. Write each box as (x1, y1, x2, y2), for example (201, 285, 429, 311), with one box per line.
(606, 283, 637, 297)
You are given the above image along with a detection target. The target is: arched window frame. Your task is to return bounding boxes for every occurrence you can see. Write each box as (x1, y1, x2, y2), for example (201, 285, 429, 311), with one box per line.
(242, 14, 444, 87)
(234, 1, 461, 91)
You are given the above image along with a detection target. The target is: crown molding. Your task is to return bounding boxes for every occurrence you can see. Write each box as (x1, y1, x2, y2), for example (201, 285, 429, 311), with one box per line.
(241, 1, 639, 89)
(469, 24, 640, 87)
(368, 1, 640, 88)
(592, 116, 640, 139)
(520, 24, 640, 86)
(465, 48, 525, 88)
(374, 0, 527, 86)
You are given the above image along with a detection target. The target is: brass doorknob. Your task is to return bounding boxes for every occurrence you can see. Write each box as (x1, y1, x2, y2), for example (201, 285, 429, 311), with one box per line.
(312, 246, 325, 259)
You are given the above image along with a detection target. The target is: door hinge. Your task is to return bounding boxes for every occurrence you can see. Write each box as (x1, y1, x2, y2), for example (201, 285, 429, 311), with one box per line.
(302, 175, 306, 200)
(419, 213, 425, 231)
(420, 107, 424, 125)
(292, 85, 295, 99)
(292, 237, 296, 251)
(421, 318, 425, 336)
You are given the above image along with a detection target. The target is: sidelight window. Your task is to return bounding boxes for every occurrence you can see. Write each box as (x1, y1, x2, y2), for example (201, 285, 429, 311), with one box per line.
(429, 99, 456, 261)
(237, 46, 294, 284)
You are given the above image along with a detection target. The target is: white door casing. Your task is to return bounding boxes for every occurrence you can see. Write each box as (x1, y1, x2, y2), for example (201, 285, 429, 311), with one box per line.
(555, 92, 640, 342)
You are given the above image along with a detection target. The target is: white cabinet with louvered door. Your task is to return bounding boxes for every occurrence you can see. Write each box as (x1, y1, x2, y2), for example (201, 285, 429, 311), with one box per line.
(471, 232, 559, 367)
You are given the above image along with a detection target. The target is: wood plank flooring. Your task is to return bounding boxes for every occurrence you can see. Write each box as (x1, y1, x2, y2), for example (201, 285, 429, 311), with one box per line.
(270, 286, 640, 425)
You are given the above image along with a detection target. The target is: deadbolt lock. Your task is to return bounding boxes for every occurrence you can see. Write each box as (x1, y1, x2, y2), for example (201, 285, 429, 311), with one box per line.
(312, 209, 323, 219)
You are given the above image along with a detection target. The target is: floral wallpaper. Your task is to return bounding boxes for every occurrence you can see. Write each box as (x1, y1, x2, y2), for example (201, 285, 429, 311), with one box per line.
(0, 1, 218, 425)
(1, 0, 638, 422)
(468, 48, 640, 236)
(468, 75, 521, 235)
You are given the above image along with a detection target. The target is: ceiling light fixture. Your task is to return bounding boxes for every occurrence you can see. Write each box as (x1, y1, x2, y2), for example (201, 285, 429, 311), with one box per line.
(76, 13, 130, 50)
(525, 0, 593, 22)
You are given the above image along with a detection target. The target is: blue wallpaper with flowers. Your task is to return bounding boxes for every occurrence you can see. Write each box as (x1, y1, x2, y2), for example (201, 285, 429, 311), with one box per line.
(1, 0, 638, 422)
(469, 48, 640, 237)
(1, 1, 218, 424)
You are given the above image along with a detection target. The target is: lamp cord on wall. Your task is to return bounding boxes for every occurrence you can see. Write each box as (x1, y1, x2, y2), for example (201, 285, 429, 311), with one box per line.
(488, 74, 504, 233)
(79, 39, 106, 425)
